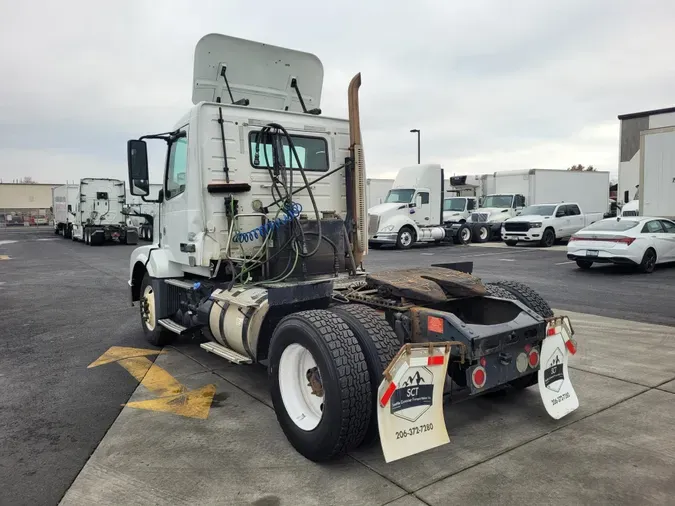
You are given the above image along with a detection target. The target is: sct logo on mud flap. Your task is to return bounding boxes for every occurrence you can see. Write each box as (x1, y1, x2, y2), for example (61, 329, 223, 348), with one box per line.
(390, 367, 434, 422)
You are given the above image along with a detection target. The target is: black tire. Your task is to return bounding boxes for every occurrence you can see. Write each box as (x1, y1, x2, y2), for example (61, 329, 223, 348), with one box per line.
(396, 226, 415, 249)
(505, 240, 518, 247)
(639, 248, 657, 273)
(576, 260, 593, 270)
(540, 228, 555, 248)
(473, 224, 490, 243)
(485, 281, 551, 390)
(328, 303, 401, 446)
(490, 280, 554, 318)
(454, 223, 472, 245)
(139, 273, 174, 346)
(268, 310, 372, 462)
(84, 227, 90, 245)
(54, 227, 59, 235)
(484, 283, 517, 300)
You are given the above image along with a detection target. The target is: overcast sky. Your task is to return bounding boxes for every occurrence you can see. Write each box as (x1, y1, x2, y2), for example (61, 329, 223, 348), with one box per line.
(1, 0, 674, 185)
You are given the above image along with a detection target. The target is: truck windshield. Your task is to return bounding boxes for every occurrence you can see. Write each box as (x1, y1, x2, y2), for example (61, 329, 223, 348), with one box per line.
(520, 205, 556, 216)
(385, 189, 415, 203)
(444, 198, 466, 211)
(481, 195, 513, 208)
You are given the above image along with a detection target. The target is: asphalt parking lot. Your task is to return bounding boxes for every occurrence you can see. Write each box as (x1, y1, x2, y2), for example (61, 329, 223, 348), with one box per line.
(1, 228, 675, 506)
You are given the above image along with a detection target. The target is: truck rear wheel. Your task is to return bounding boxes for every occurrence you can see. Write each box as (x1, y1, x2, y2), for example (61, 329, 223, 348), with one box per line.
(454, 223, 472, 245)
(139, 273, 174, 347)
(328, 303, 400, 446)
(473, 224, 490, 243)
(268, 310, 371, 462)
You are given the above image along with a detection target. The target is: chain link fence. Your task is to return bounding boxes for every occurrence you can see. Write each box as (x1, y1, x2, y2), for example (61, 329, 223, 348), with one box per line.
(0, 208, 53, 228)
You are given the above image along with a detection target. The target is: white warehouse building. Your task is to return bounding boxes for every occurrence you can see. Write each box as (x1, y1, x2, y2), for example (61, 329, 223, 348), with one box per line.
(618, 106, 675, 204)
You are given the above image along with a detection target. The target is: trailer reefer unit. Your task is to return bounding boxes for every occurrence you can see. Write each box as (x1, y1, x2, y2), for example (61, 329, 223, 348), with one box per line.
(71, 178, 138, 245)
(52, 184, 79, 238)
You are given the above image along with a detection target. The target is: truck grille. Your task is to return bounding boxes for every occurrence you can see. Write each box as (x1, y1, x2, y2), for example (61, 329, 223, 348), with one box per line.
(622, 210, 639, 216)
(471, 212, 489, 222)
(368, 214, 380, 236)
(504, 222, 530, 232)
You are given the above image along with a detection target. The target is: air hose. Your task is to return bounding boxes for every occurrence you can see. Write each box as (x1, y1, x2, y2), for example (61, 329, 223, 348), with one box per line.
(232, 202, 303, 243)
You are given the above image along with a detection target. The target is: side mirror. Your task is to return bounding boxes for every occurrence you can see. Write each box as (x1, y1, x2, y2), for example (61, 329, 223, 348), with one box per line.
(624, 190, 629, 204)
(157, 188, 164, 203)
(127, 139, 150, 196)
(67, 204, 72, 212)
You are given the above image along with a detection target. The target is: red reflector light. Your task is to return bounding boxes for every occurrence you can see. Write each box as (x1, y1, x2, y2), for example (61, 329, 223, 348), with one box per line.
(428, 316, 444, 333)
(380, 382, 396, 407)
(524, 344, 532, 353)
(479, 356, 486, 367)
(547, 327, 556, 336)
(565, 339, 577, 355)
(472, 366, 486, 388)
(528, 349, 539, 367)
(428, 355, 444, 366)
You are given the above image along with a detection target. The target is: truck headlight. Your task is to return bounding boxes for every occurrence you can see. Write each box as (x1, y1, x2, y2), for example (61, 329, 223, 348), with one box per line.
(382, 225, 395, 232)
(529, 222, 542, 228)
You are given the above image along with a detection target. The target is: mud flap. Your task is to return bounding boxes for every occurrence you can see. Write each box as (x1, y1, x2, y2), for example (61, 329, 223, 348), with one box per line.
(538, 316, 579, 419)
(377, 343, 453, 463)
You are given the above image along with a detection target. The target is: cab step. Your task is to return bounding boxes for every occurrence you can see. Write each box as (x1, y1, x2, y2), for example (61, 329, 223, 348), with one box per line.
(157, 318, 188, 335)
(200, 341, 252, 364)
(164, 278, 198, 290)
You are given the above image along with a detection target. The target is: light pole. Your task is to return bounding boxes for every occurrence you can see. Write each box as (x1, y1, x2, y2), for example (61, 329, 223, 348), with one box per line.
(410, 129, 420, 164)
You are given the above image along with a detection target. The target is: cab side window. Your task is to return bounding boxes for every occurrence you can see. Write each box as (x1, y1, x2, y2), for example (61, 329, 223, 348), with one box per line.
(166, 134, 188, 200)
(418, 192, 430, 205)
(568, 205, 581, 215)
(467, 199, 476, 210)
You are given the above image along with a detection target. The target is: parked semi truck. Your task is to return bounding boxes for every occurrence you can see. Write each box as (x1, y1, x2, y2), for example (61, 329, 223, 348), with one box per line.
(465, 168, 610, 243)
(121, 33, 579, 464)
(52, 184, 79, 238)
(367, 164, 474, 249)
(70, 178, 138, 245)
(125, 184, 161, 241)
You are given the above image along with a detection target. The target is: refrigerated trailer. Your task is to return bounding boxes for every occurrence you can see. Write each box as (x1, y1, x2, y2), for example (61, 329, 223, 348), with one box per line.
(638, 126, 675, 219)
(466, 168, 610, 242)
(52, 184, 79, 238)
(70, 178, 138, 245)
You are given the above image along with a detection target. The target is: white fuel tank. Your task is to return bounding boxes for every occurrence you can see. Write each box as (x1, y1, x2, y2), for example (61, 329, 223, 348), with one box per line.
(416, 226, 446, 241)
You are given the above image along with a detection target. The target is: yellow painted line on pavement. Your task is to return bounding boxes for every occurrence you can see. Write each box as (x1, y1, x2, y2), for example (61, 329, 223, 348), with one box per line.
(88, 346, 216, 420)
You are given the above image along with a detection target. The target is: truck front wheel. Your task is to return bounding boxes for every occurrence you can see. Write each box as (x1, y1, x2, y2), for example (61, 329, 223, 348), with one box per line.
(540, 228, 555, 248)
(139, 273, 174, 347)
(396, 226, 415, 249)
(268, 310, 371, 462)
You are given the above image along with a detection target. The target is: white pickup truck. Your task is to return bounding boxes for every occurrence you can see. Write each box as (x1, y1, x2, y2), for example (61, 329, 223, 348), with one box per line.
(501, 202, 603, 247)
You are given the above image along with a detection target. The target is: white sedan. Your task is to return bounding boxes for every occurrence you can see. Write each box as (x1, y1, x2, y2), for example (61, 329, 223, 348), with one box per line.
(566, 216, 675, 273)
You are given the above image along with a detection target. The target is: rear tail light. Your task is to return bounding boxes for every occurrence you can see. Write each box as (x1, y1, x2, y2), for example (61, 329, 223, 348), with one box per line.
(528, 349, 539, 368)
(569, 235, 634, 245)
(471, 366, 486, 389)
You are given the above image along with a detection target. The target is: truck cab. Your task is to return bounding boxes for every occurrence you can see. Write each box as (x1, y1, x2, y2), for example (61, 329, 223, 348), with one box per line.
(443, 195, 477, 223)
(466, 193, 526, 242)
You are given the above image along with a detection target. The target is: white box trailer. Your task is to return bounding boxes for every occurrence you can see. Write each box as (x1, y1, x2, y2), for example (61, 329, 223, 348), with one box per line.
(70, 178, 138, 245)
(639, 126, 675, 219)
(366, 178, 394, 208)
(467, 169, 610, 242)
(51, 184, 79, 238)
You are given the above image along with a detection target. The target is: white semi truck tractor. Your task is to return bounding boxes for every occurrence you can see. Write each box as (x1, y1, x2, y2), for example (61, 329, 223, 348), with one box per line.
(367, 164, 474, 249)
(70, 178, 139, 245)
(124, 33, 579, 464)
(52, 184, 79, 238)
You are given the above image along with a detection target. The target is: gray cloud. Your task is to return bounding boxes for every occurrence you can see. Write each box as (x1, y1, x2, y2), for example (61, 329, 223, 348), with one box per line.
(1, 0, 674, 184)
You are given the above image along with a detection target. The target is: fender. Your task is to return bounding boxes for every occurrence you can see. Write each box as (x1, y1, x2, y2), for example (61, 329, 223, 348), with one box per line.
(129, 245, 184, 302)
